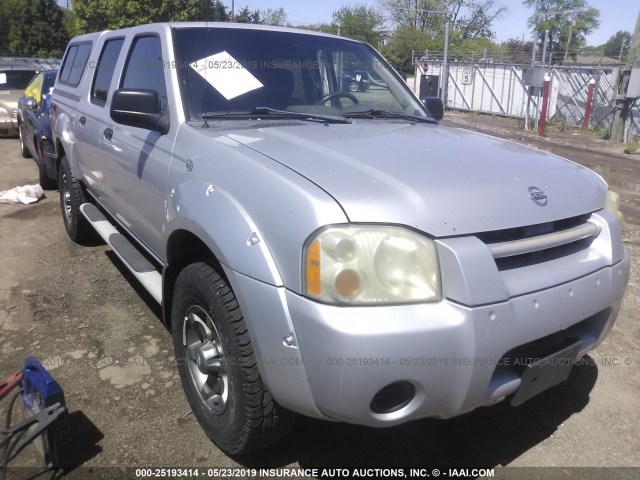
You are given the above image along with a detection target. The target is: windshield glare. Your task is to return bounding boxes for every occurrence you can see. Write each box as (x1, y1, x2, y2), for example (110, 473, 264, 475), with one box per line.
(173, 27, 426, 120)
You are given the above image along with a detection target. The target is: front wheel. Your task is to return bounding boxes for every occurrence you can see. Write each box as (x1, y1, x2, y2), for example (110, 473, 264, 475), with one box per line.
(58, 156, 95, 243)
(171, 262, 295, 455)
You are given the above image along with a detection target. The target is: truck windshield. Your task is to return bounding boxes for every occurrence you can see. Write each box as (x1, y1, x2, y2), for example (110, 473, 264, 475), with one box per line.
(173, 27, 426, 120)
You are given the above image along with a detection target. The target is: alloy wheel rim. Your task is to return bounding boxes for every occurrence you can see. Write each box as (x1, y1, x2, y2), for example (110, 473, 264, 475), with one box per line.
(183, 305, 229, 415)
(61, 172, 72, 224)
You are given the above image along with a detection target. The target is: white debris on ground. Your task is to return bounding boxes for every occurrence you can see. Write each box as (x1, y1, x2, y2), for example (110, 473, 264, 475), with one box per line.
(0, 184, 44, 204)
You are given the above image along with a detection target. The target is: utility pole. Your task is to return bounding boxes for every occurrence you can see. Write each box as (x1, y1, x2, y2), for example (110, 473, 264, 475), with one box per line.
(564, 14, 575, 64)
(630, 9, 640, 67)
(542, 30, 549, 65)
(619, 40, 626, 62)
(231, 0, 235, 21)
(441, 22, 449, 104)
(610, 9, 640, 142)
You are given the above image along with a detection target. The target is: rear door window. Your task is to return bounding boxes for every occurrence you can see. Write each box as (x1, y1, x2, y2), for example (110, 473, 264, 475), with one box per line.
(91, 38, 125, 105)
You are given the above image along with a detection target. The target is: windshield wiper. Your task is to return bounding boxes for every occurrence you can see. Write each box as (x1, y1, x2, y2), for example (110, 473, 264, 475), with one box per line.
(342, 109, 436, 123)
(201, 107, 351, 124)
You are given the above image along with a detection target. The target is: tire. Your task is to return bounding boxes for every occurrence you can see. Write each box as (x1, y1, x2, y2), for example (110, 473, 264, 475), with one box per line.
(38, 160, 58, 190)
(36, 142, 57, 190)
(58, 156, 95, 243)
(171, 262, 295, 455)
(348, 81, 360, 92)
(19, 125, 31, 158)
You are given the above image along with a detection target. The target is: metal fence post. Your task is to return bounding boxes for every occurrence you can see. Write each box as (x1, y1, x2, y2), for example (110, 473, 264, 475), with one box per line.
(441, 22, 449, 105)
(539, 74, 551, 136)
(583, 78, 596, 131)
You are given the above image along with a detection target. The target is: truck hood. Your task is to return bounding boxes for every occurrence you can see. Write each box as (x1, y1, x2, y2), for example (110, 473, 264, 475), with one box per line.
(214, 120, 606, 237)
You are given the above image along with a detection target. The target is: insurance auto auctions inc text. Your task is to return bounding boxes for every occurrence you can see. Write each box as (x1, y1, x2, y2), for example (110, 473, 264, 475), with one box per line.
(256, 468, 494, 478)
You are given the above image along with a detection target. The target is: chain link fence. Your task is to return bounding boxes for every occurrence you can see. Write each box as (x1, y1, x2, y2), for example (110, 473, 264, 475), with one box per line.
(0, 56, 61, 70)
(413, 60, 639, 142)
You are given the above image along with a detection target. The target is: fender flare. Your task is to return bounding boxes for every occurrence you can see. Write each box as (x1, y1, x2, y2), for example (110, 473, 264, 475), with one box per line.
(164, 180, 283, 286)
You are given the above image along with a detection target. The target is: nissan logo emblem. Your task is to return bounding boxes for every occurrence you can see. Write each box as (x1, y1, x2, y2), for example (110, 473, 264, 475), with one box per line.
(529, 186, 547, 206)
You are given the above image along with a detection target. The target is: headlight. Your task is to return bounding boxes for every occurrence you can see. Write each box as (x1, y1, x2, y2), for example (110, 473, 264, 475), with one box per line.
(303, 225, 441, 305)
(0, 107, 8, 117)
(605, 190, 623, 225)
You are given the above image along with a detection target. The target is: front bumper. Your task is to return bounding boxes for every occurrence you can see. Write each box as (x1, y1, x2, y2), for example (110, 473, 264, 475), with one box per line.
(227, 211, 629, 427)
(286, 249, 629, 427)
(0, 117, 17, 136)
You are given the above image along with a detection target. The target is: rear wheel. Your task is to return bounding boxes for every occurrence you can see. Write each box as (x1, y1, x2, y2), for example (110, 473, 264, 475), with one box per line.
(19, 125, 31, 158)
(171, 262, 295, 455)
(58, 156, 94, 243)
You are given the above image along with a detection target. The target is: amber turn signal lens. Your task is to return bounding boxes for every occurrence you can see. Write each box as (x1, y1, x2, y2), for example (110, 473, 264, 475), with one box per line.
(306, 239, 321, 296)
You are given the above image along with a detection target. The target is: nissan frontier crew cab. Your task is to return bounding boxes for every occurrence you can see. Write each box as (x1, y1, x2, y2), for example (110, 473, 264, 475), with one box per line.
(51, 22, 629, 455)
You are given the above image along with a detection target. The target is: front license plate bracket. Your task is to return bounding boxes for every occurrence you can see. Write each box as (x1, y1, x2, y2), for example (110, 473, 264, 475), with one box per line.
(511, 340, 582, 407)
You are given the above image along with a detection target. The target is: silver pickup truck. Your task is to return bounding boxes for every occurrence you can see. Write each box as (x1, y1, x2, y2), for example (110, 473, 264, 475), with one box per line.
(51, 23, 629, 455)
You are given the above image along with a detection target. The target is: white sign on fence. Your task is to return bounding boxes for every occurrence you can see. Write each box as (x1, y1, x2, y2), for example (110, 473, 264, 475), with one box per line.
(461, 67, 473, 85)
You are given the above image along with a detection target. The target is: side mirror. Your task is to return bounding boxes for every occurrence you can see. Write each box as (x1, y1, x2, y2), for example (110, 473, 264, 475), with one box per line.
(421, 96, 444, 121)
(24, 97, 36, 110)
(110, 89, 169, 134)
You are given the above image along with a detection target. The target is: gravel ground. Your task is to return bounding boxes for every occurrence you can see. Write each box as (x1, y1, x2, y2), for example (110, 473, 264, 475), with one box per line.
(0, 113, 639, 480)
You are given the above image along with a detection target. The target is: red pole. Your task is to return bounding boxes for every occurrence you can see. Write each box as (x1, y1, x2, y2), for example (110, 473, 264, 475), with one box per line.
(538, 74, 551, 137)
(582, 79, 596, 132)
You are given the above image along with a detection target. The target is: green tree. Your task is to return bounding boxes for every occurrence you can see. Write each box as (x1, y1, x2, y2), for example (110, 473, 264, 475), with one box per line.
(501, 37, 534, 63)
(235, 6, 261, 23)
(456, 0, 506, 40)
(261, 7, 287, 26)
(378, 0, 505, 40)
(0, 0, 69, 56)
(523, 0, 600, 60)
(63, 8, 82, 38)
(381, 25, 443, 71)
(378, 0, 505, 69)
(71, 0, 228, 33)
(0, 0, 11, 52)
(602, 30, 631, 60)
(331, 4, 385, 45)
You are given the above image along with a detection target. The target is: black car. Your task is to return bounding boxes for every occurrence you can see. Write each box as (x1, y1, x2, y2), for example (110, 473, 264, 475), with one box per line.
(17, 70, 58, 189)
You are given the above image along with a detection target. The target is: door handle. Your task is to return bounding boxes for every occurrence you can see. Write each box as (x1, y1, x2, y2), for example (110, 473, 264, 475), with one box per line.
(78, 116, 86, 126)
(103, 128, 113, 141)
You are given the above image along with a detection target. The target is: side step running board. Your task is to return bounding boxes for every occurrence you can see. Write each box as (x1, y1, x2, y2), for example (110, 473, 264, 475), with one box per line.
(80, 203, 162, 304)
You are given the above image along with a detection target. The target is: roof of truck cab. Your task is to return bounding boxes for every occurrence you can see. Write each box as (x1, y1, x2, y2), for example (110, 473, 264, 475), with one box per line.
(69, 22, 360, 44)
